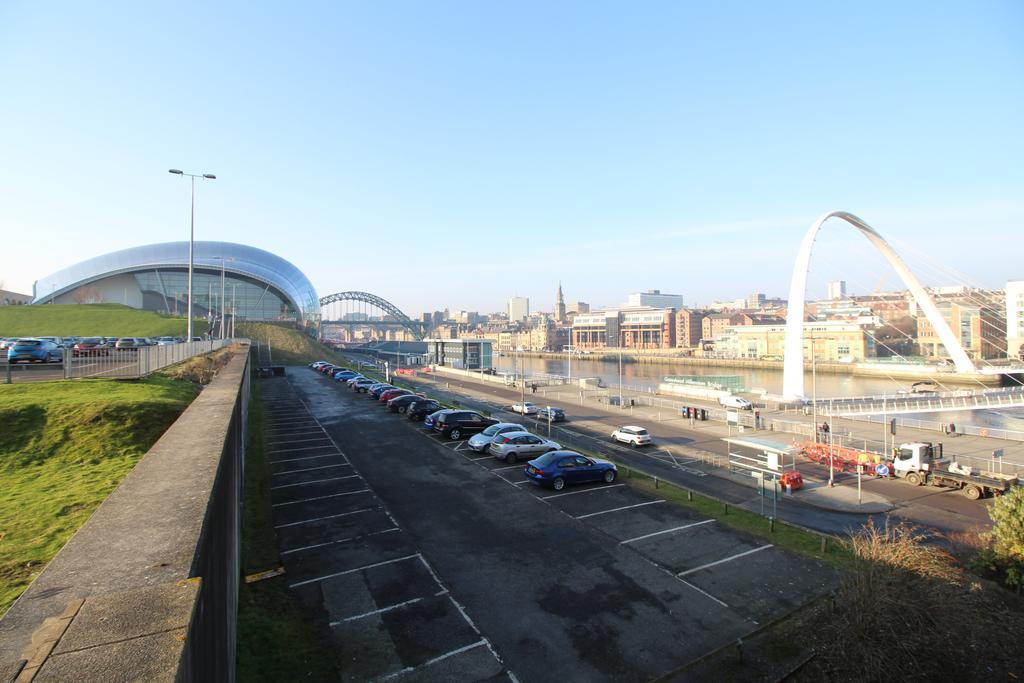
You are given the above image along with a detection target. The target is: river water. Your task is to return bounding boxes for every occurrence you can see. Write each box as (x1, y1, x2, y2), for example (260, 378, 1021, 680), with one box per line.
(493, 354, 1024, 432)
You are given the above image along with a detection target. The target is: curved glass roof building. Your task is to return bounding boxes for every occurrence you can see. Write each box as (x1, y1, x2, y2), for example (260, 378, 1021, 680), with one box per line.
(32, 241, 320, 326)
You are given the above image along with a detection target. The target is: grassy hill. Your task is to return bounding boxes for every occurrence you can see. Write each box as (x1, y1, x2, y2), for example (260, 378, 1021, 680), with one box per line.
(236, 322, 347, 365)
(0, 303, 209, 338)
(0, 376, 197, 614)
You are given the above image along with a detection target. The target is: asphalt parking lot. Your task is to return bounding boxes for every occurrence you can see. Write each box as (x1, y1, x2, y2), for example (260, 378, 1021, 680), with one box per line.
(267, 368, 837, 681)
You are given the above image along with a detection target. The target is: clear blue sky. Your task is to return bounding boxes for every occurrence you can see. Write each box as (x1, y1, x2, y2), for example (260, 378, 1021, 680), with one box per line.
(2, 2, 1021, 315)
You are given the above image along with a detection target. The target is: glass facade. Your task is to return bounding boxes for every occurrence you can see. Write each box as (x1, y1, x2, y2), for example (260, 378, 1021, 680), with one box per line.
(32, 241, 320, 325)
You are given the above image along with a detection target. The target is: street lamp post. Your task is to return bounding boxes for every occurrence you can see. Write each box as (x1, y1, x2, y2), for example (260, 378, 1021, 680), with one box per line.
(168, 169, 216, 341)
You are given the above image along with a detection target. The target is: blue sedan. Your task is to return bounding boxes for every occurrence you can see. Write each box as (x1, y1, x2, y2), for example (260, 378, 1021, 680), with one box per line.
(7, 338, 62, 363)
(333, 370, 359, 381)
(524, 451, 617, 491)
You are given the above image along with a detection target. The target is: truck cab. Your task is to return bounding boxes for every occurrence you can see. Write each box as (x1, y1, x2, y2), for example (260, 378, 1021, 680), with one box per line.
(891, 442, 943, 478)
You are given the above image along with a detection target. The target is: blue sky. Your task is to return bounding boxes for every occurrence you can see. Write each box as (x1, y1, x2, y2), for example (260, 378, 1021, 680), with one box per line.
(1, 2, 1021, 315)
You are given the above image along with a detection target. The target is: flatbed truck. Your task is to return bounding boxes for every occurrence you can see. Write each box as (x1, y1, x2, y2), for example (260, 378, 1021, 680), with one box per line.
(891, 442, 1018, 501)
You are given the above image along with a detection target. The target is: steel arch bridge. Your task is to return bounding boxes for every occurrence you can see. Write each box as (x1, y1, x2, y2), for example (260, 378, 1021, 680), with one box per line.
(319, 291, 424, 340)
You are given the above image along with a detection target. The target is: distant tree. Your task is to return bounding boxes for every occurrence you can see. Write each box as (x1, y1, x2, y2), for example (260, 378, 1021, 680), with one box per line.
(72, 286, 104, 304)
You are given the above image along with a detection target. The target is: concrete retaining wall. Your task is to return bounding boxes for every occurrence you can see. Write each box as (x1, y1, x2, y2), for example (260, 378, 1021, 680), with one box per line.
(0, 345, 250, 682)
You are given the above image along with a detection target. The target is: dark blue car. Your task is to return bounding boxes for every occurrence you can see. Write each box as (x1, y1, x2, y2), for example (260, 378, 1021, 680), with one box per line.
(423, 409, 455, 431)
(524, 451, 617, 491)
(333, 370, 359, 381)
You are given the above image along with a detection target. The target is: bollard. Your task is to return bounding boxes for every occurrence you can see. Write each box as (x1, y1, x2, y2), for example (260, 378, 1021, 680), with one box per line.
(626, 467, 631, 478)
(769, 517, 775, 533)
(820, 536, 827, 553)
(724, 503, 729, 515)
(655, 476, 659, 489)
(687, 490, 693, 501)
(736, 638, 743, 664)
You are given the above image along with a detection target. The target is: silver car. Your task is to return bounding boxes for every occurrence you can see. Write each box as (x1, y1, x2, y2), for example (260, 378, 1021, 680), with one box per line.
(488, 431, 561, 464)
(467, 422, 526, 452)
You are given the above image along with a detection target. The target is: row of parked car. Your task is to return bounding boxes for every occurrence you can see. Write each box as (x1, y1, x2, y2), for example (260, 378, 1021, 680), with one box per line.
(1, 335, 204, 363)
(309, 360, 618, 491)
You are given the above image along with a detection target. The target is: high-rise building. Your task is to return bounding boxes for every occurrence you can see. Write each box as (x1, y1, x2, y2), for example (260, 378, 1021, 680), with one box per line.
(827, 280, 847, 300)
(625, 289, 683, 309)
(555, 283, 567, 324)
(1006, 281, 1024, 360)
(508, 296, 529, 322)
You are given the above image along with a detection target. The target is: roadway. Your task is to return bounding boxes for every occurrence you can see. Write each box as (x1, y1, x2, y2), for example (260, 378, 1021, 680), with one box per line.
(347, 358, 995, 537)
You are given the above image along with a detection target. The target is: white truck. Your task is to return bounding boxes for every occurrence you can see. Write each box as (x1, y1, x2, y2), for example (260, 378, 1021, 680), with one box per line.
(891, 442, 1018, 500)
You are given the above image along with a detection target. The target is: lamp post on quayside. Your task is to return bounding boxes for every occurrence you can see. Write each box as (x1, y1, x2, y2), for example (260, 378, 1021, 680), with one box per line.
(168, 169, 216, 342)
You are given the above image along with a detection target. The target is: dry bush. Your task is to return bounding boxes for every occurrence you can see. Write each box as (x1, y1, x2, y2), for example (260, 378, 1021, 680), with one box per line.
(161, 345, 238, 385)
(805, 521, 1024, 681)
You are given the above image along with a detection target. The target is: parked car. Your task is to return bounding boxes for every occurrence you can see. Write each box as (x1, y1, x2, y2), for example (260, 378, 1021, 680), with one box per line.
(115, 337, 140, 350)
(7, 338, 62, 363)
(536, 407, 566, 422)
(317, 364, 338, 375)
(368, 384, 396, 398)
(423, 409, 455, 431)
(433, 411, 497, 439)
(36, 336, 65, 348)
(333, 370, 359, 381)
(511, 402, 538, 415)
(408, 399, 442, 421)
(719, 395, 753, 410)
(72, 337, 110, 357)
(467, 423, 526, 452)
(0, 338, 19, 351)
(387, 393, 424, 413)
(488, 431, 561, 463)
(347, 375, 370, 387)
(610, 426, 652, 447)
(379, 388, 411, 403)
(155, 337, 177, 345)
(352, 378, 378, 392)
(524, 451, 617, 490)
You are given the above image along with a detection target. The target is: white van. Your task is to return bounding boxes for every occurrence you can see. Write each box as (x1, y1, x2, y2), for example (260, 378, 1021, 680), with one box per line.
(719, 395, 753, 410)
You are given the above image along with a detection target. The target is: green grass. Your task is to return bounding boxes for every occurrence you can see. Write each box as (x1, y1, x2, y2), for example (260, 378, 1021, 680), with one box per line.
(236, 322, 345, 366)
(0, 376, 198, 614)
(236, 368, 341, 681)
(0, 303, 208, 337)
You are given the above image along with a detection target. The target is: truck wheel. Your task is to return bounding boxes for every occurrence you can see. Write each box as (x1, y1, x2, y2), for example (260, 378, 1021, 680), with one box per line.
(963, 485, 982, 501)
(905, 472, 922, 486)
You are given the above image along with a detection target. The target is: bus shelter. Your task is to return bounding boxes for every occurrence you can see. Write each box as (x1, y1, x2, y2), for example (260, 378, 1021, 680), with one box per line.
(722, 436, 801, 518)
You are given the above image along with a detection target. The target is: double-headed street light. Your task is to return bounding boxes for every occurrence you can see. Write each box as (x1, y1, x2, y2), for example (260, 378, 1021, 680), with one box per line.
(168, 169, 216, 341)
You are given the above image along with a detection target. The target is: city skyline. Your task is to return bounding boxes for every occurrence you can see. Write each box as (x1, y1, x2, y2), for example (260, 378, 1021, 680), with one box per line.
(2, 2, 1022, 313)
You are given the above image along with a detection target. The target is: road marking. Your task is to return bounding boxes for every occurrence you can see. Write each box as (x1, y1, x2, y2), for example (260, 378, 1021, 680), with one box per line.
(470, 455, 493, 461)
(679, 578, 729, 608)
(378, 640, 488, 681)
(619, 519, 715, 545)
(267, 444, 340, 455)
(491, 464, 526, 471)
(282, 527, 400, 556)
(270, 474, 360, 490)
(267, 453, 346, 465)
(574, 500, 665, 519)
(272, 489, 372, 507)
(266, 437, 333, 447)
(273, 505, 376, 528)
(289, 553, 420, 588)
(264, 431, 325, 440)
(542, 484, 624, 499)
(678, 544, 774, 577)
(272, 463, 352, 476)
(332, 596, 424, 624)
(453, 441, 469, 451)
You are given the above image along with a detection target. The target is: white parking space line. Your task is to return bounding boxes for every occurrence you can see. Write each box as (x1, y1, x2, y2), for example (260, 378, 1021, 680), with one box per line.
(378, 640, 488, 681)
(289, 553, 421, 588)
(492, 464, 526, 472)
(270, 474, 360, 490)
(268, 444, 341, 455)
(268, 453, 347, 465)
(265, 431, 325, 440)
(679, 578, 730, 608)
(272, 489, 372, 507)
(574, 500, 665, 520)
(619, 519, 715, 544)
(453, 442, 469, 451)
(272, 463, 352, 476)
(267, 437, 333, 446)
(542, 484, 624, 500)
(470, 455, 493, 461)
(677, 544, 774, 577)
(273, 505, 376, 528)
(332, 596, 425, 625)
(282, 527, 400, 556)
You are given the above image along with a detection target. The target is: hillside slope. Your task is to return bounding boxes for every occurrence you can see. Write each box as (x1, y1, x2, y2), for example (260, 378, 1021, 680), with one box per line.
(236, 322, 346, 365)
(0, 304, 209, 337)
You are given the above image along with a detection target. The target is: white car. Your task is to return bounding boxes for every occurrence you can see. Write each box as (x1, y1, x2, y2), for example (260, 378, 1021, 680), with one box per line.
(610, 426, 652, 447)
(511, 402, 538, 415)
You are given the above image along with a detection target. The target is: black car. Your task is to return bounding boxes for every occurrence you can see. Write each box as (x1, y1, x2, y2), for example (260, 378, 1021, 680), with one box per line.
(407, 399, 442, 421)
(433, 411, 497, 439)
(536, 407, 566, 422)
(387, 394, 424, 414)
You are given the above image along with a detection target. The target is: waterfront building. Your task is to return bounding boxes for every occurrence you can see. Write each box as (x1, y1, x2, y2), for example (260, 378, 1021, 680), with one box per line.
(425, 338, 493, 370)
(508, 296, 529, 323)
(1007, 281, 1024, 360)
(675, 308, 709, 349)
(572, 307, 676, 350)
(916, 301, 1005, 360)
(713, 319, 878, 362)
(625, 289, 683, 309)
(31, 240, 319, 327)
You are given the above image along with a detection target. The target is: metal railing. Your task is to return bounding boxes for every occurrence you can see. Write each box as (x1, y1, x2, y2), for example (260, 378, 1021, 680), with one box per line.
(63, 340, 233, 379)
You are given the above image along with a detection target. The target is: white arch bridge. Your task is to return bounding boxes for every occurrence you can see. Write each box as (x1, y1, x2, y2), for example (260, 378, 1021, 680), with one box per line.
(783, 210, 1024, 401)
(319, 291, 425, 340)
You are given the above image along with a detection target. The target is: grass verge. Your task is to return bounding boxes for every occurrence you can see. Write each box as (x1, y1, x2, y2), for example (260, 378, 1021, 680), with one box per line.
(236, 322, 345, 366)
(0, 303, 208, 337)
(236, 366, 341, 681)
(0, 376, 198, 615)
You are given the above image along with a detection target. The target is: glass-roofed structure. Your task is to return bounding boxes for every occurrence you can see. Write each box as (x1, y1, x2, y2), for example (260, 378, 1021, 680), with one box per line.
(32, 241, 320, 326)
